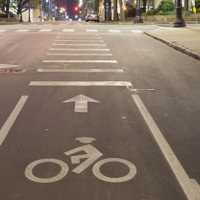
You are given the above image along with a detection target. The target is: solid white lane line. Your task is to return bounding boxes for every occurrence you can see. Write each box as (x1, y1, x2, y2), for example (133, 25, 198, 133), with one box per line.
(62, 29, 75, 32)
(55, 40, 104, 42)
(37, 69, 124, 73)
(46, 53, 112, 56)
(0, 64, 19, 69)
(42, 60, 117, 63)
(16, 29, 29, 32)
(39, 29, 52, 32)
(52, 43, 106, 46)
(131, 93, 196, 200)
(29, 81, 132, 87)
(49, 48, 110, 51)
(86, 29, 98, 32)
(0, 96, 28, 146)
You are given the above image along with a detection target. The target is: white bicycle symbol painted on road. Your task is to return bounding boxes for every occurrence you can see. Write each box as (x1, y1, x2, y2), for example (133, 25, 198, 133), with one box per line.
(25, 137, 137, 183)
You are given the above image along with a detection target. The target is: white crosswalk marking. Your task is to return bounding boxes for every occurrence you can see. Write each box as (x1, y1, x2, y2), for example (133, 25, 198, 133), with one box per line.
(132, 30, 143, 33)
(109, 30, 121, 33)
(62, 29, 75, 32)
(86, 29, 98, 32)
(16, 29, 29, 32)
(39, 29, 52, 32)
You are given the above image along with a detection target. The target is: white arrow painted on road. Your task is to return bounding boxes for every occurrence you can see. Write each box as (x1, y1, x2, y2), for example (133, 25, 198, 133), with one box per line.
(63, 95, 100, 113)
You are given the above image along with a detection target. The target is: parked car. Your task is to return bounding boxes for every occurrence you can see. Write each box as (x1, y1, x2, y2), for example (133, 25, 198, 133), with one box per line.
(85, 13, 99, 22)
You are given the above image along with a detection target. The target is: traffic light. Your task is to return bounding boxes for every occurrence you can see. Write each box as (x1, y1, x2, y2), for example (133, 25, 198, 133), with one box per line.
(74, 6, 79, 12)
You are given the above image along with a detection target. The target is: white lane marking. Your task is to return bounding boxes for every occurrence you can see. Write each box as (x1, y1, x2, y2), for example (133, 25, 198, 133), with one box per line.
(0, 96, 28, 146)
(131, 93, 196, 200)
(29, 81, 132, 87)
(52, 43, 106, 46)
(49, 48, 110, 51)
(39, 29, 52, 32)
(93, 158, 137, 183)
(25, 159, 69, 183)
(190, 179, 200, 199)
(37, 69, 124, 73)
(0, 64, 19, 69)
(86, 29, 98, 32)
(16, 29, 29, 32)
(0, 30, 6, 33)
(42, 60, 117, 63)
(55, 40, 104, 43)
(62, 29, 75, 32)
(46, 53, 112, 56)
(109, 30, 121, 33)
(63, 94, 100, 113)
(132, 30, 143, 33)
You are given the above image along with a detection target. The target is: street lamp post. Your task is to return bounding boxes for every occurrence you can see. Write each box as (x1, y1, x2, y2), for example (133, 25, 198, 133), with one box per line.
(174, 0, 186, 27)
(134, 0, 143, 23)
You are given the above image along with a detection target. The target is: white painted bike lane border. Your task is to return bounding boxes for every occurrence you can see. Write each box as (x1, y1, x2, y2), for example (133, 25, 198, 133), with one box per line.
(0, 96, 28, 146)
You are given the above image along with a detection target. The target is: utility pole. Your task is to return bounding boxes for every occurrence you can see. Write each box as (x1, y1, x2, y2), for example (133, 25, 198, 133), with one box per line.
(174, 0, 186, 27)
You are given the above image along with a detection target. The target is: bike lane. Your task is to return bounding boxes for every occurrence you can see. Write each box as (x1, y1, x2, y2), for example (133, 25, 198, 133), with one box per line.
(0, 84, 188, 200)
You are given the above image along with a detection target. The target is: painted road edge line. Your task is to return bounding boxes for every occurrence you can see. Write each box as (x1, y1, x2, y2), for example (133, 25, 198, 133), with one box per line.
(131, 93, 196, 200)
(0, 96, 28, 146)
(37, 69, 124, 73)
(29, 81, 132, 87)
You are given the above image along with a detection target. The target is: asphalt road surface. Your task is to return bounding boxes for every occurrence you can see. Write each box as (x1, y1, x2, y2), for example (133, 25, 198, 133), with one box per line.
(0, 22, 200, 200)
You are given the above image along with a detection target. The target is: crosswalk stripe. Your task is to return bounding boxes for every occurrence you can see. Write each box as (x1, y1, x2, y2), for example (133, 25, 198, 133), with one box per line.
(109, 30, 121, 33)
(37, 69, 124, 73)
(39, 29, 52, 32)
(42, 60, 118, 63)
(16, 29, 29, 32)
(86, 29, 98, 32)
(62, 29, 75, 32)
(49, 48, 110, 51)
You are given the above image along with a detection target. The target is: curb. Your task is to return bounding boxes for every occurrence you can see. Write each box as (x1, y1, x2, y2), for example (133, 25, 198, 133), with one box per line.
(144, 32, 200, 61)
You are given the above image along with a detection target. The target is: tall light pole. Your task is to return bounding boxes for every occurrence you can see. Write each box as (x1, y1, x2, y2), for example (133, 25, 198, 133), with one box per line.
(174, 0, 186, 27)
(134, 0, 143, 23)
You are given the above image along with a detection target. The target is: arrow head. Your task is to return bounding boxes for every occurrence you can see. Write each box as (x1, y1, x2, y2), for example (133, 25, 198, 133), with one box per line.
(63, 94, 100, 103)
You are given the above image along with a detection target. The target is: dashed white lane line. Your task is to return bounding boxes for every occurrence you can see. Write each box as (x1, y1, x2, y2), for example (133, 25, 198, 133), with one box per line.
(49, 48, 110, 51)
(0, 96, 28, 146)
(52, 43, 106, 47)
(29, 81, 132, 87)
(131, 93, 197, 200)
(47, 53, 112, 56)
(39, 29, 52, 32)
(86, 29, 98, 32)
(0, 30, 6, 33)
(42, 60, 118, 63)
(37, 69, 124, 73)
(16, 29, 29, 32)
(62, 29, 75, 32)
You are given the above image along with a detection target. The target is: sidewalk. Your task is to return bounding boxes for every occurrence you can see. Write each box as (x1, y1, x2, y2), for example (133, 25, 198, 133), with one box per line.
(144, 26, 200, 60)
